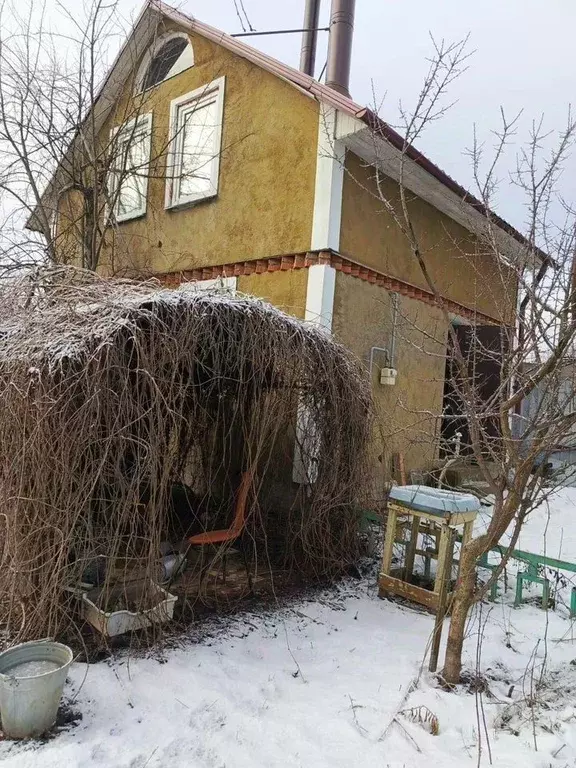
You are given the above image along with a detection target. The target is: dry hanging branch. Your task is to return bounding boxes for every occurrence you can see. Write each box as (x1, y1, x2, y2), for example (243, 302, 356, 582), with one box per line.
(0, 266, 373, 646)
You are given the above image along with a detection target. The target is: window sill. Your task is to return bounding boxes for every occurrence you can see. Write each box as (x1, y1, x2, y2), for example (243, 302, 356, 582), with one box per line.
(114, 210, 147, 225)
(165, 193, 218, 213)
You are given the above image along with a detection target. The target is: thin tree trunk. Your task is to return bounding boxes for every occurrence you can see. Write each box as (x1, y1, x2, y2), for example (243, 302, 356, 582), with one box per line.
(442, 545, 477, 685)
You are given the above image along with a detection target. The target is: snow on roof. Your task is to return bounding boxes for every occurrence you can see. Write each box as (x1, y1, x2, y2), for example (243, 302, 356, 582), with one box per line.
(0, 268, 343, 370)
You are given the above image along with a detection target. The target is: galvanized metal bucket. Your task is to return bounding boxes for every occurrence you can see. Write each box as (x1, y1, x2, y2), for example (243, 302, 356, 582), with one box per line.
(0, 639, 73, 738)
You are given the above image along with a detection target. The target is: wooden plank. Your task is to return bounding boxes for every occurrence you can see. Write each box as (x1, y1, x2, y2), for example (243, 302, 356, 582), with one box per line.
(449, 510, 478, 526)
(403, 515, 421, 581)
(388, 502, 477, 528)
(434, 524, 450, 595)
(429, 527, 456, 673)
(462, 520, 474, 547)
(381, 506, 398, 575)
(378, 573, 441, 611)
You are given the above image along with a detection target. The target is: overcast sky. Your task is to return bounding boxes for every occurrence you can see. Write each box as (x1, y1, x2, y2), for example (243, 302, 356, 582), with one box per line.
(57, 0, 576, 232)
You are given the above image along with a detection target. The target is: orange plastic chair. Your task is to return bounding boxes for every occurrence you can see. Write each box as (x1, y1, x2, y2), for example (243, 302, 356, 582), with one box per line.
(187, 469, 253, 587)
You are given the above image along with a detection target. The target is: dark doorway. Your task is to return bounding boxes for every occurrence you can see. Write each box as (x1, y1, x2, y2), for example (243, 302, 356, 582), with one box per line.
(441, 323, 507, 457)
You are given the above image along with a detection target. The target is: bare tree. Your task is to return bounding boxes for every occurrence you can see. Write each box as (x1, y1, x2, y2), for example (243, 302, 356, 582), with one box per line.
(352, 36, 576, 685)
(5, 0, 576, 689)
(0, 0, 125, 272)
(0, 0, 224, 277)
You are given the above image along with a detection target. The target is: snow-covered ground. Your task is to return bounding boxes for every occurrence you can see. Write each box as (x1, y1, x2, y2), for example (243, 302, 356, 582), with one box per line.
(3, 489, 576, 768)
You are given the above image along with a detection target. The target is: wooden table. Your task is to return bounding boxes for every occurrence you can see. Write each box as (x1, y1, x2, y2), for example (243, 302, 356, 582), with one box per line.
(379, 501, 477, 613)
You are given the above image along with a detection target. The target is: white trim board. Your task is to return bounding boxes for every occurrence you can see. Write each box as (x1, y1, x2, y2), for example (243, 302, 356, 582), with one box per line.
(311, 106, 345, 252)
(304, 264, 336, 332)
(293, 263, 336, 484)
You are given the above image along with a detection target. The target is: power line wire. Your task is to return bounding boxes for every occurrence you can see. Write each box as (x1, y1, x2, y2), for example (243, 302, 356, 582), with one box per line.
(232, 0, 247, 32)
(231, 27, 328, 38)
(239, 0, 255, 31)
(232, 0, 255, 33)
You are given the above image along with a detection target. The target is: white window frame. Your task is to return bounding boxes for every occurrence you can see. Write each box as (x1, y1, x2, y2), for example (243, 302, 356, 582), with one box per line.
(109, 113, 153, 223)
(165, 77, 225, 210)
(134, 32, 194, 95)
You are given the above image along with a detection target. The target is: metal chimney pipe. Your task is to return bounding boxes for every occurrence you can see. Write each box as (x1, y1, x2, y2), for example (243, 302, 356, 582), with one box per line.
(299, 0, 321, 76)
(326, 0, 356, 97)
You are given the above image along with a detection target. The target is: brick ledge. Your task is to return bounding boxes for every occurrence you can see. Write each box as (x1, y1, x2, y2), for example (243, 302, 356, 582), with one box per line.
(157, 250, 500, 325)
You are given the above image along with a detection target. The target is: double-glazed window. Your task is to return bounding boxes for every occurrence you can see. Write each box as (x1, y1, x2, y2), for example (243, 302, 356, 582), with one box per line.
(165, 77, 225, 208)
(109, 114, 152, 222)
(109, 76, 225, 221)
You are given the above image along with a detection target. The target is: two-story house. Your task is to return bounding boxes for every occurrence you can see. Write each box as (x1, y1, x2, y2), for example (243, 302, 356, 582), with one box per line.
(29, 0, 535, 494)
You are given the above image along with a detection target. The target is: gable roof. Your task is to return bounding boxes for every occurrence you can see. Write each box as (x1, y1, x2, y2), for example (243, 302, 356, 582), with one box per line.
(153, 1, 546, 262)
(28, 0, 546, 264)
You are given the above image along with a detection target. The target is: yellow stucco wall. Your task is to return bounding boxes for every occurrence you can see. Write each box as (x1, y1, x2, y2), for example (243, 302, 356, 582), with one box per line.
(237, 269, 308, 319)
(340, 152, 517, 324)
(96, 23, 319, 274)
(49, 19, 521, 482)
(332, 271, 448, 482)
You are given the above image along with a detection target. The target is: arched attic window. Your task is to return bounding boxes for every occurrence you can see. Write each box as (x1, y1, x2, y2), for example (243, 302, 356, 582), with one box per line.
(137, 32, 194, 93)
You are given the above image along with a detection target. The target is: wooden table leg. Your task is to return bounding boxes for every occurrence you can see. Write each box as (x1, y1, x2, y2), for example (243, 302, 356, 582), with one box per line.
(462, 520, 474, 547)
(429, 526, 456, 672)
(381, 506, 398, 576)
(403, 515, 421, 581)
(434, 524, 450, 595)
